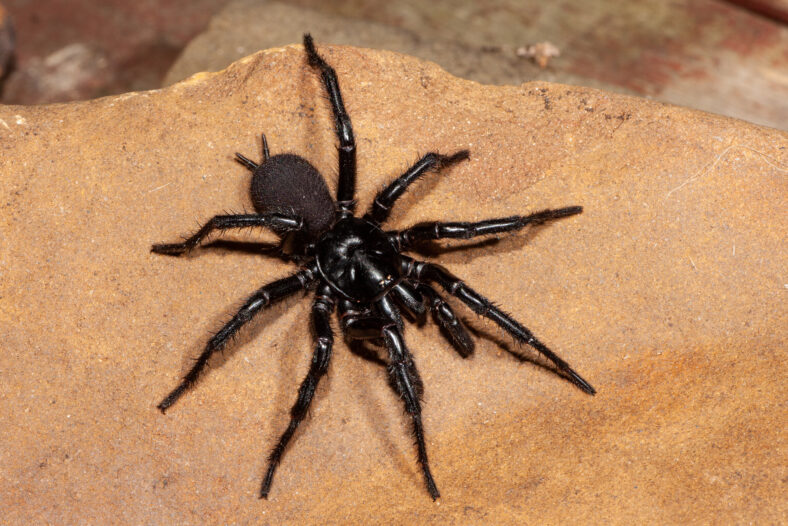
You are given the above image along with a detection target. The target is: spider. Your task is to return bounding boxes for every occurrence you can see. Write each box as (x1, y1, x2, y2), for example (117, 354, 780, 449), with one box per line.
(152, 34, 595, 500)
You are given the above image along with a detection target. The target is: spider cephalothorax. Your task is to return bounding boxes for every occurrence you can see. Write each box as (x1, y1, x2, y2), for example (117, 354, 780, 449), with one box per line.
(152, 34, 595, 500)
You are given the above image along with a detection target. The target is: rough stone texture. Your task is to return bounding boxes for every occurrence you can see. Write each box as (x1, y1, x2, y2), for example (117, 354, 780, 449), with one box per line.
(1, 44, 786, 524)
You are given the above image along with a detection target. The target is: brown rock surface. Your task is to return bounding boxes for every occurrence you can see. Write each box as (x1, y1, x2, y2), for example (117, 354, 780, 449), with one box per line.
(1, 44, 786, 524)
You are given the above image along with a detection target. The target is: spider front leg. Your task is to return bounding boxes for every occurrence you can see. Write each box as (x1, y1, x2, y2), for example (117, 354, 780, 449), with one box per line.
(157, 266, 316, 412)
(365, 151, 470, 224)
(303, 34, 356, 213)
(390, 206, 582, 250)
(406, 258, 596, 395)
(417, 284, 475, 358)
(261, 285, 335, 499)
(380, 315, 439, 499)
(343, 296, 439, 499)
(151, 213, 302, 256)
(386, 281, 473, 360)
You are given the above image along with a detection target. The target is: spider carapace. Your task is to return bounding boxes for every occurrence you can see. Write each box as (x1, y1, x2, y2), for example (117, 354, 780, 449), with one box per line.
(152, 34, 595, 500)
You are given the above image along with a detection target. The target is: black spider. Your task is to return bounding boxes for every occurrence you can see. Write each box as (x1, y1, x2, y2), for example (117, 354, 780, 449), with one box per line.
(152, 34, 595, 500)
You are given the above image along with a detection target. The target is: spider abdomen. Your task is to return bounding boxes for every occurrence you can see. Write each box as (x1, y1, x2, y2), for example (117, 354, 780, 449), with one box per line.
(315, 217, 402, 302)
(251, 153, 334, 238)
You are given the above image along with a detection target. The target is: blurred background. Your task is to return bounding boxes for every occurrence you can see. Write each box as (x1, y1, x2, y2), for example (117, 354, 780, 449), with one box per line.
(0, 0, 786, 129)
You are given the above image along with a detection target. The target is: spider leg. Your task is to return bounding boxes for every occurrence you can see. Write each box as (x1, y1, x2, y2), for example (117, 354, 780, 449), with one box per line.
(260, 285, 335, 499)
(340, 303, 385, 340)
(365, 151, 470, 224)
(390, 281, 426, 319)
(389, 207, 582, 251)
(157, 266, 316, 412)
(342, 295, 438, 499)
(405, 258, 596, 395)
(378, 298, 439, 499)
(417, 284, 475, 358)
(151, 213, 302, 256)
(303, 34, 356, 214)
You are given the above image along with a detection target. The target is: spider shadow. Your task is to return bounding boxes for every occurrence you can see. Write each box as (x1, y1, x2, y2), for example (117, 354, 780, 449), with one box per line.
(202, 240, 288, 259)
(461, 314, 582, 390)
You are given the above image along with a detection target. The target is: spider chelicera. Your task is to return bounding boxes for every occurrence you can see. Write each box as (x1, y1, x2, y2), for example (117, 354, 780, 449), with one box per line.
(152, 34, 595, 500)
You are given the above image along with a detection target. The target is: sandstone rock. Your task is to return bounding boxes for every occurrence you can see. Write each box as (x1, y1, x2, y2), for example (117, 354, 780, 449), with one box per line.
(1, 43, 785, 524)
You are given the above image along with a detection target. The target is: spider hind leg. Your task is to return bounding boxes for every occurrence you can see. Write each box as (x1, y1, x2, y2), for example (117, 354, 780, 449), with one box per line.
(151, 213, 302, 256)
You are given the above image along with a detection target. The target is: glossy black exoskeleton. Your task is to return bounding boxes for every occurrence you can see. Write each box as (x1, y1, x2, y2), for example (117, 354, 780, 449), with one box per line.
(151, 34, 594, 501)
(315, 216, 402, 303)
